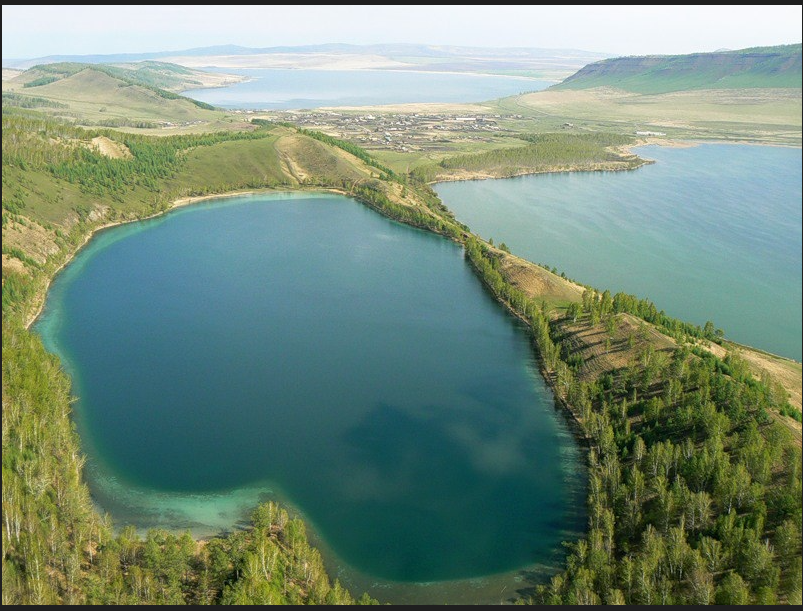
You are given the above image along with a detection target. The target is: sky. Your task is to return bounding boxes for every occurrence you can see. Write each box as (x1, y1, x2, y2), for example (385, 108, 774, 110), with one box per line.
(2, 5, 801, 60)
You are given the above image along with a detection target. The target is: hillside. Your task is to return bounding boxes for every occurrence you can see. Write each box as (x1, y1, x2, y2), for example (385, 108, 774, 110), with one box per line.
(1, 62, 246, 129)
(6, 61, 242, 94)
(554, 44, 802, 94)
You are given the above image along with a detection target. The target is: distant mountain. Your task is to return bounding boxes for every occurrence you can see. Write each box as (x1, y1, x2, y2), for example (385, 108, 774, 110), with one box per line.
(553, 44, 802, 94)
(3, 46, 258, 69)
(4, 43, 608, 71)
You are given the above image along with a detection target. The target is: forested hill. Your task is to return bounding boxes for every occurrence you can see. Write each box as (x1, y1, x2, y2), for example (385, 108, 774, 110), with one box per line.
(554, 44, 802, 94)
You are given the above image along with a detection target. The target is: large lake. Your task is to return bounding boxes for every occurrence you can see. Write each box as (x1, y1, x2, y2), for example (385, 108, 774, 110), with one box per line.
(184, 68, 548, 109)
(436, 144, 803, 362)
(34, 193, 585, 603)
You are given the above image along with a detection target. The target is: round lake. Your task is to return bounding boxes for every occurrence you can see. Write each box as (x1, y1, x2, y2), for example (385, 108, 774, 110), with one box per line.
(35, 192, 585, 602)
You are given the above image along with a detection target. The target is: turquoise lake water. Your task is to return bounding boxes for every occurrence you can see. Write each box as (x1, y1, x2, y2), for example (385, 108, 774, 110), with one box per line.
(435, 144, 802, 361)
(183, 68, 548, 109)
(34, 193, 585, 602)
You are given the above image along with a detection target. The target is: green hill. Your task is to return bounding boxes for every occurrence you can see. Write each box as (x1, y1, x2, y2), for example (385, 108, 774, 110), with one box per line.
(1, 62, 232, 128)
(14, 60, 220, 95)
(554, 44, 802, 94)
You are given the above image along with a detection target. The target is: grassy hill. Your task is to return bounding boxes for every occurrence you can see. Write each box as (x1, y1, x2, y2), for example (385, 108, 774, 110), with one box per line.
(1, 62, 247, 128)
(9, 60, 237, 94)
(554, 44, 802, 94)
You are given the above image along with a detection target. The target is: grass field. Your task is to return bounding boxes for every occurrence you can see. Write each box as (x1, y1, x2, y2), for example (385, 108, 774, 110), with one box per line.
(287, 85, 800, 180)
(315, 85, 801, 152)
(494, 87, 802, 145)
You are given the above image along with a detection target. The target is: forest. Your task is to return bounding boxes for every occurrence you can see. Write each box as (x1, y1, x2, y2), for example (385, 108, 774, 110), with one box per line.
(410, 132, 644, 182)
(463, 238, 802, 604)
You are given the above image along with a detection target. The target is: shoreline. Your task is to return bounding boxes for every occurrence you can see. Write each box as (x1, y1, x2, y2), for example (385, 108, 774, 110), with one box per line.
(178, 75, 255, 94)
(24, 189, 279, 331)
(425, 159, 653, 185)
(178, 64, 558, 82)
(627, 136, 801, 152)
(24, 185, 362, 332)
(422, 137, 796, 187)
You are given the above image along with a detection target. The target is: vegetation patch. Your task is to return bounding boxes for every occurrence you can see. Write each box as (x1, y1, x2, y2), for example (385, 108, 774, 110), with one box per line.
(411, 132, 645, 181)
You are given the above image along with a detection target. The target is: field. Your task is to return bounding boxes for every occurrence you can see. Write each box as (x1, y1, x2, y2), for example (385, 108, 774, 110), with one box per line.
(496, 87, 802, 145)
(242, 85, 801, 180)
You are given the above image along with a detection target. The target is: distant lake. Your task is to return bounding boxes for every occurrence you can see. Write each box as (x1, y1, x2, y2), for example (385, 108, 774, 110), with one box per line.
(183, 68, 549, 109)
(436, 144, 803, 361)
(34, 193, 585, 603)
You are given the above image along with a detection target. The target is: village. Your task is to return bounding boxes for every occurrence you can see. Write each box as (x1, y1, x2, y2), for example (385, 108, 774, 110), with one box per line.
(235, 108, 535, 155)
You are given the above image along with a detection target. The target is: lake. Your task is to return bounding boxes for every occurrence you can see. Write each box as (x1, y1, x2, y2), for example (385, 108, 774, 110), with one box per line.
(34, 192, 585, 603)
(183, 68, 549, 109)
(435, 144, 803, 362)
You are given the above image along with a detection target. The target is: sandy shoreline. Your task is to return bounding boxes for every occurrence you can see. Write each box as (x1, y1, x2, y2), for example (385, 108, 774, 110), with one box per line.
(425, 159, 653, 185)
(164, 52, 563, 82)
(628, 137, 800, 153)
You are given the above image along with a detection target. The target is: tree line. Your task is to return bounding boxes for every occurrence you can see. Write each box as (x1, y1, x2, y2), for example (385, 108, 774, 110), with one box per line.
(461, 238, 801, 605)
(411, 132, 642, 182)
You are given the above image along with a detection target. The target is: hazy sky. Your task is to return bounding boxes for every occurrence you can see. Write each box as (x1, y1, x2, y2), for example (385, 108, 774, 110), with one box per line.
(3, 5, 801, 59)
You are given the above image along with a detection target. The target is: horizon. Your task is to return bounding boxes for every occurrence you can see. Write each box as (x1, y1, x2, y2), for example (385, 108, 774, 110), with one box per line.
(3, 5, 801, 61)
(4, 40, 803, 64)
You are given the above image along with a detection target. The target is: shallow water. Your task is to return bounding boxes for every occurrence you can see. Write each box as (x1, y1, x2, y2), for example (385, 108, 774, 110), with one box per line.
(184, 68, 548, 109)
